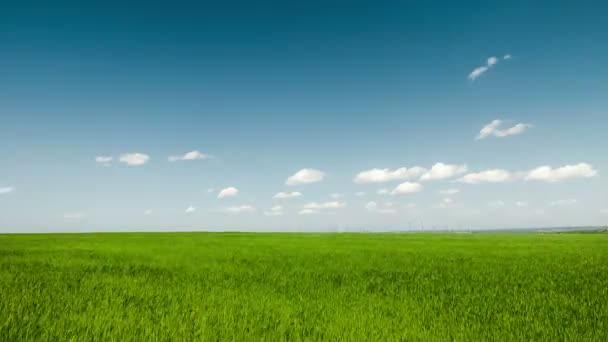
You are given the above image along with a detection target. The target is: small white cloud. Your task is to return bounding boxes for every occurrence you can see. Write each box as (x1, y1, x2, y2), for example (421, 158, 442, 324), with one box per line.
(286, 168, 325, 186)
(404, 203, 417, 209)
(468, 66, 489, 81)
(438, 198, 454, 209)
(477, 119, 502, 140)
(458, 169, 514, 184)
(222, 205, 256, 213)
(144, 209, 153, 215)
(298, 208, 317, 215)
(438, 188, 460, 195)
(218, 187, 239, 199)
(601, 209, 608, 214)
(476, 119, 532, 140)
(366, 201, 396, 214)
(365, 201, 378, 211)
(495, 123, 531, 137)
(354, 167, 426, 184)
(515, 201, 528, 207)
(264, 205, 283, 216)
(420, 163, 467, 181)
(468, 55, 509, 81)
(525, 163, 597, 183)
(391, 182, 423, 195)
(119, 153, 150, 166)
(95, 156, 112, 165)
(377, 188, 390, 195)
(355, 191, 367, 197)
(185, 206, 196, 213)
(302, 201, 346, 210)
(549, 199, 578, 206)
(168, 150, 208, 162)
(330, 193, 343, 199)
(488, 200, 506, 208)
(0, 186, 14, 194)
(273, 191, 302, 199)
(64, 212, 85, 220)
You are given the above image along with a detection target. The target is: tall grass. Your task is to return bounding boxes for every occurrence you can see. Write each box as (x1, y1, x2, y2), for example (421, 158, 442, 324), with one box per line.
(1, 233, 607, 340)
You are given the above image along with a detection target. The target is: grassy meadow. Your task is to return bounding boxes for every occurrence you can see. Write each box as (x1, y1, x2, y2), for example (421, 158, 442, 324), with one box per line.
(1, 232, 607, 341)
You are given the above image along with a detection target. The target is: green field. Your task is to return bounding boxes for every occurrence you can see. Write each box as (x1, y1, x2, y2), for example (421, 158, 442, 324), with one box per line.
(1, 233, 607, 341)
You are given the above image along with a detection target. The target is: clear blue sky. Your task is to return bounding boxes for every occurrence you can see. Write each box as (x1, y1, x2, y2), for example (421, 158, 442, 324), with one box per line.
(1, 1, 607, 232)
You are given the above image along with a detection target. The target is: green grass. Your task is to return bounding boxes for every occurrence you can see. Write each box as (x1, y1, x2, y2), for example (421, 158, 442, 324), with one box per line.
(1, 233, 607, 341)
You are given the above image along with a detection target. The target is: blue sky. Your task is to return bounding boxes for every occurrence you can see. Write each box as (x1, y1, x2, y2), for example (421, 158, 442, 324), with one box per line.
(1, 1, 607, 232)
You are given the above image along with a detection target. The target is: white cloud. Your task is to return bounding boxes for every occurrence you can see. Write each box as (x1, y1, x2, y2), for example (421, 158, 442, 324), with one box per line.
(549, 199, 578, 206)
(286, 168, 325, 186)
(355, 191, 367, 197)
(438, 198, 454, 208)
(64, 212, 84, 220)
(420, 163, 467, 181)
(365, 201, 378, 211)
(495, 123, 531, 137)
(273, 191, 302, 199)
(601, 209, 608, 214)
(298, 209, 317, 215)
(403, 203, 417, 209)
(366, 201, 397, 214)
(95, 156, 112, 165)
(119, 153, 150, 166)
(302, 201, 346, 210)
(476, 119, 532, 140)
(438, 188, 460, 195)
(0, 187, 14, 194)
(218, 187, 239, 199)
(207, 188, 216, 193)
(222, 205, 255, 213)
(515, 201, 528, 207)
(468, 66, 489, 81)
(488, 200, 506, 208)
(144, 209, 153, 215)
(468, 55, 509, 81)
(264, 205, 283, 216)
(391, 182, 423, 195)
(168, 150, 208, 162)
(330, 193, 343, 199)
(377, 188, 390, 195)
(525, 163, 597, 183)
(185, 206, 196, 213)
(354, 167, 426, 184)
(458, 169, 513, 184)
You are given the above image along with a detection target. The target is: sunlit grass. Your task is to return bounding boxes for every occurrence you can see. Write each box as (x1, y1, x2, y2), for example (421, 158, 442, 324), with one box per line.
(1, 233, 607, 340)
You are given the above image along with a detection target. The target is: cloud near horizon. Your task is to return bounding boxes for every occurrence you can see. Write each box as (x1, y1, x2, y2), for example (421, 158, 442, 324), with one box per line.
(217, 187, 239, 199)
(273, 191, 302, 199)
(286, 169, 325, 186)
(0, 187, 14, 194)
(222, 205, 255, 213)
(168, 150, 209, 162)
(119, 153, 150, 166)
(525, 163, 597, 182)
(391, 182, 423, 195)
(264, 205, 283, 216)
(458, 169, 514, 184)
(420, 163, 468, 181)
